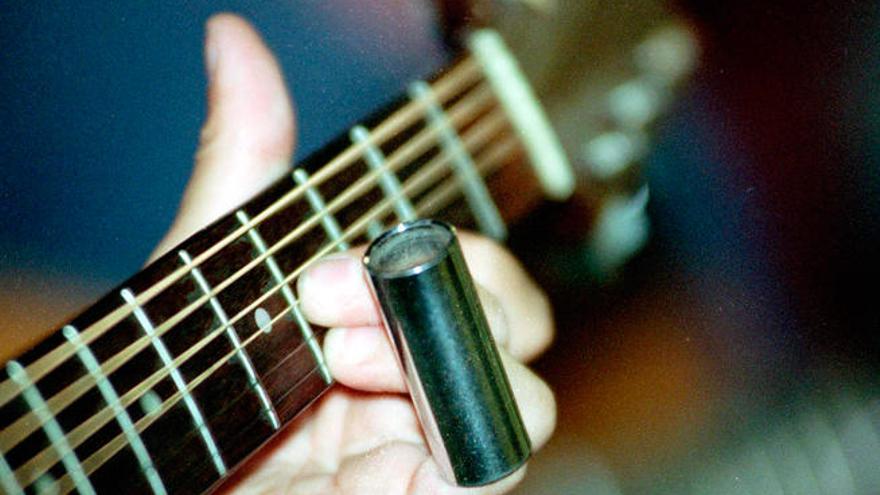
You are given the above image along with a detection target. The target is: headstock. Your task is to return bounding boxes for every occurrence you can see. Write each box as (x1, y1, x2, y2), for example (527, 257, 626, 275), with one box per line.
(441, 0, 699, 278)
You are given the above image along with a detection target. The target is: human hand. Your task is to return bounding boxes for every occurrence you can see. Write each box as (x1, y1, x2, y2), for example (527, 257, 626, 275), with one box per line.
(152, 14, 556, 494)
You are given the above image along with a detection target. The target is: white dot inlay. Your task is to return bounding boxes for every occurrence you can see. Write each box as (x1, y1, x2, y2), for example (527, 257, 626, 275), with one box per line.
(139, 390, 163, 417)
(34, 473, 59, 495)
(255, 308, 273, 334)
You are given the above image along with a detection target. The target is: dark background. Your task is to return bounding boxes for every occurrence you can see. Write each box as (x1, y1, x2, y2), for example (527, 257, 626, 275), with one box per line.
(518, 1, 880, 492)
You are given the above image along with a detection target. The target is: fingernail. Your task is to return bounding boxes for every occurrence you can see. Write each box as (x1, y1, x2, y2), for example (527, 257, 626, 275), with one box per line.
(205, 19, 220, 80)
(325, 327, 378, 366)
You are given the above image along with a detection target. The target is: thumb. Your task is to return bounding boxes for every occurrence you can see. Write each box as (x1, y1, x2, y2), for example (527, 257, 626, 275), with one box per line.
(151, 13, 296, 261)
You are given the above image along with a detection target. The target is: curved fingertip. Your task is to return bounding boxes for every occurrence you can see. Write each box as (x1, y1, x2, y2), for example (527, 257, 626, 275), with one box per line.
(500, 351, 557, 451)
(322, 326, 407, 393)
(298, 253, 379, 327)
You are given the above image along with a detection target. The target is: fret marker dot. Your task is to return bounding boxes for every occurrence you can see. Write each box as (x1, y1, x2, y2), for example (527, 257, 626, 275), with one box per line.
(140, 390, 162, 417)
(35, 473, 58, 495)
(255, 308, 272, 334)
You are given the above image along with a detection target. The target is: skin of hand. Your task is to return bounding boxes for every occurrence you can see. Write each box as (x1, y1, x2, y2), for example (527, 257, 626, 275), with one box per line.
(151, 13, 557, 495)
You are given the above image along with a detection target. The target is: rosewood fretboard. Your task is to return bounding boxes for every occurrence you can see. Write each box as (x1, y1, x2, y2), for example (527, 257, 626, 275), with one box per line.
(0, 32, 571, 495)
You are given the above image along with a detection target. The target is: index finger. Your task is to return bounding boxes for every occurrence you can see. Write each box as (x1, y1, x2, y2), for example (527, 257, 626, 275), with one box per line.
(296, 233, 553, 362)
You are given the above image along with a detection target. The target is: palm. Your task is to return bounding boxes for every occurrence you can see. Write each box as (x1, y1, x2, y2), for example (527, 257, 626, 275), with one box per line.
(229, 388, 430, 494)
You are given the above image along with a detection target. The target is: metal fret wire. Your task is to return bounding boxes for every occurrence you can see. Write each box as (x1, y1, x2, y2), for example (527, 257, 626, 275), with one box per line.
(409, 80, 507, 240)
(12, 121, 516, 493)
(178, 249, 281, 430)
(350, 125, 418, 222)
(235, 207, 333, 384)
(46, 133, 517, 495)
(61, 325, 167, 495)
(0, 57, 483, 411)
(6, 107, 508, 489)
(0, 81, 496, 455)
(292, 168, 350, 251)
(0, 450, 22, 495)
(120, 288, 228, 477)
(53, 334, 328, 495)
(5, 361, 96, 495)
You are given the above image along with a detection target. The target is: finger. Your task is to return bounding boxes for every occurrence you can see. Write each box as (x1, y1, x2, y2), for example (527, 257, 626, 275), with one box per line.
(150, 13, 295, 260)
(323, 326, 406, 393)
(322, 288, 510, 393)
(298, 235, 549, 361)
(477, 286, 510, 349)
(336, 393, 424, 461)
(457, 232, 553, 362)
(324, 328, 556, 450)
(498, 349, 557, 451)
(245, 374, 546, 495)
(286, 390, 426, 479)
(297, 250, 376, 328)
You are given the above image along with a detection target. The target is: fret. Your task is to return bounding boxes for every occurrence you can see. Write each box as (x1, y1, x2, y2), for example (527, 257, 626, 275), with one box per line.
(0, 450, 22, 495)
(119, 288, 227, 476)
(408, 80, 507, 240)
(350, 125, 417, 222)
(417, 135, 521, 219)
(234, 210, 332, 384)
(61, 325, 167, 495)
(468, 29, 574, 201)
(0, 54, 541, 494)
(5, 361, 96, 495)
(292, 169, 350, 251)
(0, 56, 483, 424)
(177, 250, 281, 431)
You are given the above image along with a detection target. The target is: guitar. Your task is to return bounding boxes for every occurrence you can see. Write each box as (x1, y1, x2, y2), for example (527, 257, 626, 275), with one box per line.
(0, 2, 697, 494)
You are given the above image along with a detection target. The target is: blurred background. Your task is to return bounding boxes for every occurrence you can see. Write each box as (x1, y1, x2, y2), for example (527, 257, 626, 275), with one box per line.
(2, 1, 879, 493)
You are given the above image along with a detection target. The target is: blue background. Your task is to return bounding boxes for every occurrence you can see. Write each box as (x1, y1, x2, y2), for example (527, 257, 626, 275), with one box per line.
(0, 1, 449, 283)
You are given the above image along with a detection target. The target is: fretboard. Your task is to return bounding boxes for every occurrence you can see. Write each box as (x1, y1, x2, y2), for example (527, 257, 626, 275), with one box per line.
(0, 31, 571, 495)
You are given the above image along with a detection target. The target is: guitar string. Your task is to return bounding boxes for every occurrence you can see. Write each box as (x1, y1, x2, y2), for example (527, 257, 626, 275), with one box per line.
(14, 120, 514, 489)
(0, 78, 490, 443)
(0, 92, 502, 460)
(0, 56, 482, 410)
(0, 59, 481, 413)
(3, 112, 507, 495)
(0, 80, 497, 454)
(54, 342, 328, 495)
(43, 134, 520, 495)
(9, 118, 516, 488)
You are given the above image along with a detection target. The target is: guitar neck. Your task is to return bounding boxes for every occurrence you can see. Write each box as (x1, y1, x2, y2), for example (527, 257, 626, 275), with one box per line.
(0, 32, 571, 495)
